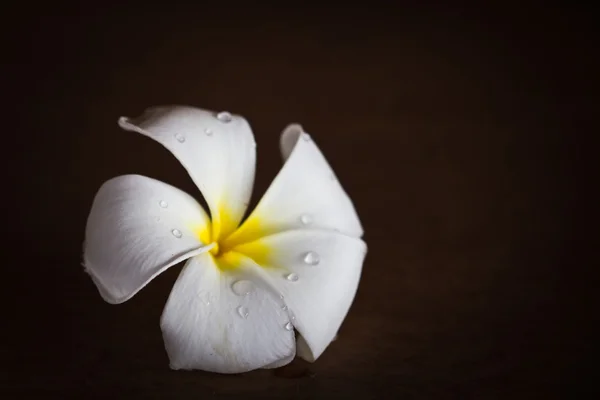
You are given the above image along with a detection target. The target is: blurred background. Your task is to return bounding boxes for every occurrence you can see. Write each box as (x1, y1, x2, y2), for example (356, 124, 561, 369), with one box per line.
(4, 3, 595, 398)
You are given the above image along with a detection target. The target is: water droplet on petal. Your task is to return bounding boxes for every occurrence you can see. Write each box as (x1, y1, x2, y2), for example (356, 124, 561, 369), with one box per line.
(303, 251, 320, 266)
(285, 273, 299, 282)
(284, 322, 293, 331)
(299, 213, 312, 225)
(175, 133, 186, 142)
(237, 306, 249, 319)
(204, 128, 213, 136)
(302, 133, 311, 142)
(281, 305, 288, 311)
(159, 200, 168, 208)
(216, 111, 233, 123)
(198, 291, 212, 305)
(171, 229, 182, 238)
(231, 280, 254, 296)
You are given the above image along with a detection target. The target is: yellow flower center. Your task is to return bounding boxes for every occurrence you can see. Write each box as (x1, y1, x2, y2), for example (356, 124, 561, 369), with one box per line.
(194, 205, 274, 271)
(209, 242, 220, 257)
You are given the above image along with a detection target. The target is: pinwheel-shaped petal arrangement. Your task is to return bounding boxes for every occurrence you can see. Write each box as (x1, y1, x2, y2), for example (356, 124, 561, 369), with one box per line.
(83, 106, 367, 373)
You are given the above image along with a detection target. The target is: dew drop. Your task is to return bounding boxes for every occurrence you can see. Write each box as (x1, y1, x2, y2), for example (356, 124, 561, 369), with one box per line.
(302, 133, 311, 142)
(198, 291, 213, 305)
(299, 213, 312, 225)
(159, 200, 168, 208)
(285, 273, 299, 282)
(204, 128, 213, 136)
(284, 322, 293, 331)
(171, 229, 182, 238)
(281, 305, 288, 311)
(237, 305, 249, 319)
(231, 280, 254, 296)
(175, 133, 186, 143)
(303, 251, 320, 266)
(216, 111, 233, 123)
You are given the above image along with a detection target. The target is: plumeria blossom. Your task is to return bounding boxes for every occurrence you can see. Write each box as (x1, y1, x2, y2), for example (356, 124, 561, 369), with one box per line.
(83, 106, 367, 373)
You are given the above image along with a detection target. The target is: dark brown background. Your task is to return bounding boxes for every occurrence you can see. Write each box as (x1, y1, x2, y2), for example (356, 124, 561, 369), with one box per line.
(4, 3, 595, 399)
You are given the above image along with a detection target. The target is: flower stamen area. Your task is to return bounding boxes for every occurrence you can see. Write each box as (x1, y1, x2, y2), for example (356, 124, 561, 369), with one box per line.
(195, 206, 272, 270)
(209, 242, 220, 256)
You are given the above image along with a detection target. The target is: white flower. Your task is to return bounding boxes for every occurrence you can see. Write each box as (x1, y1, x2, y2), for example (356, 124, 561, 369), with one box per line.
(83, 105, 367, 373)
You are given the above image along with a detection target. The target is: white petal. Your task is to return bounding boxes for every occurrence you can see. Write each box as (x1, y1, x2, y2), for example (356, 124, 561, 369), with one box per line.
(118, 105, 256, 240)
(224, 124, 362, 248)
(232, 230, 367, 362)
(160, 253, 296, 373)
(84, 175, 213, 304)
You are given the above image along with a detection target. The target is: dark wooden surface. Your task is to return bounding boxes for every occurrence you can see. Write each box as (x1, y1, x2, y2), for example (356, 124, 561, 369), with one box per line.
(5, 4, 594, 399)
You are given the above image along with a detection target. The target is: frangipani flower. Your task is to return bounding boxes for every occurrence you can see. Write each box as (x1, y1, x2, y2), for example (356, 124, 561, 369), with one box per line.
(83, 106, 366, 373)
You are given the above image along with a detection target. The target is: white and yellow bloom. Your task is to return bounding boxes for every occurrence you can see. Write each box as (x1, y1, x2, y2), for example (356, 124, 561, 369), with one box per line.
(83, 105, 366, 373)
